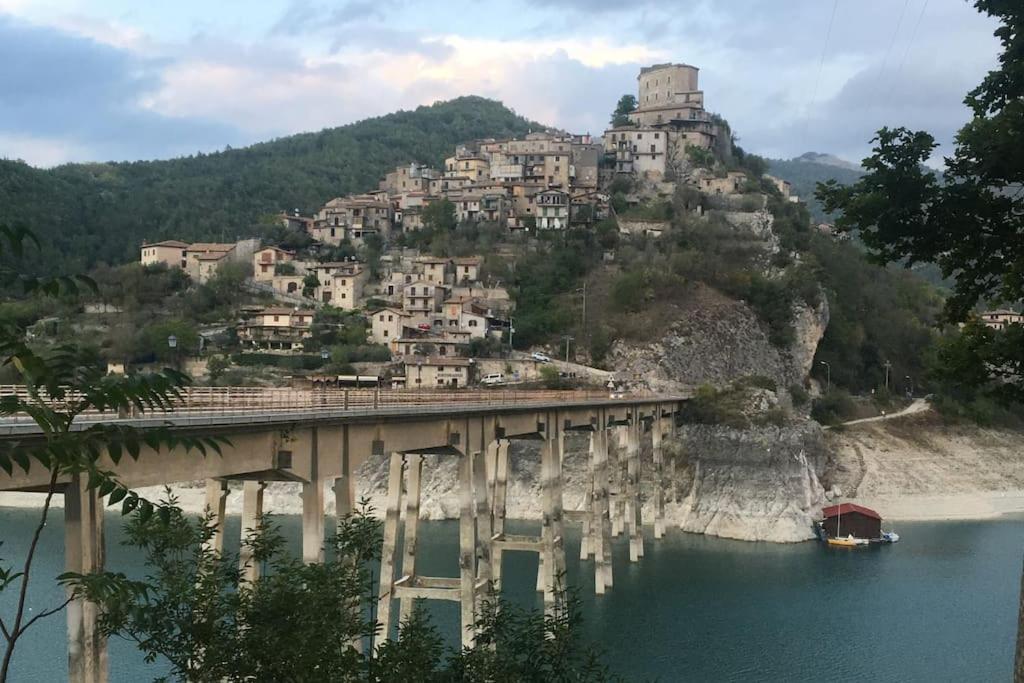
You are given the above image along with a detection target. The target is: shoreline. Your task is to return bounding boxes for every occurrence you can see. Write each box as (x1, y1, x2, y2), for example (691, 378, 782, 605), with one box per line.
(5, 487, 1024, 525)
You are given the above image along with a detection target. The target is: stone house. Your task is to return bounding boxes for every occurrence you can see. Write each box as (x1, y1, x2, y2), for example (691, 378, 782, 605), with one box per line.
(237, 307, 315, 351)
(253, 246, 295, 282)
(403, 357, 471, 389)
(369, 307, 410, 346)
(535, 189, 570, 230)
(140, 240, 189, 270)
(403, 279, 443, 315)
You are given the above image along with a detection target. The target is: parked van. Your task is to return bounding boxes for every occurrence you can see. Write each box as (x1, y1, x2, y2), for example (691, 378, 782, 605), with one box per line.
(481, 373, 505, 386)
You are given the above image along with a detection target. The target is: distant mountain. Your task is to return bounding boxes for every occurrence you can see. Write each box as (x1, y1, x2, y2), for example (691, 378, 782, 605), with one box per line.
(0, 96, 540, 273)
(766, 155, 865, 222)
(792, 151, 862, 172)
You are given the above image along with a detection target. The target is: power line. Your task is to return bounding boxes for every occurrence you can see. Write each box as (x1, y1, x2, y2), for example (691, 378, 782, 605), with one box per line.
(886, 0, 930, 99)
(803, 0, 840, 143)
(876, 0, 912, 92)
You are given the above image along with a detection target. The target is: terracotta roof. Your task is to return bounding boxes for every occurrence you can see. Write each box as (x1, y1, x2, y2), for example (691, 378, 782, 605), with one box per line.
(821, 503, 881, 520)
(260, 307, 315, 315)
(402, 356, 471, 367)
(187, 242, 235, 253)
(144, 240, 189, 248)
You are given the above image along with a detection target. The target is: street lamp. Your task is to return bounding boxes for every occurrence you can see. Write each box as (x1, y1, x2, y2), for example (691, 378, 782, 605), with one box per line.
(167, 334, 178, 369)
(320, 348, 330, 362)
(905, 375, 914, 399)
(883, 360, 892, 392)
(819, 360, 831, 392)
(563, 335, 574, 363)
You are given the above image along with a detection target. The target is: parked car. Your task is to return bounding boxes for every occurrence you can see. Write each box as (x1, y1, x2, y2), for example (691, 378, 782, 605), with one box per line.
(531, 352, 552, 363)
(481, 372, 506, 386)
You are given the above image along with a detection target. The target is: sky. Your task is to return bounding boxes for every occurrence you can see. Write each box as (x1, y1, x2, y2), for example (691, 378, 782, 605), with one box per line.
(0, 0, 1003, 168)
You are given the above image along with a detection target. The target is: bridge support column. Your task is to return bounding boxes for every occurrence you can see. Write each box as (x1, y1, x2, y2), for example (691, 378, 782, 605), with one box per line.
(458, 452, 478, 648)
(653, 414, 666, 540)
(592, 426, 614, 593)
(239, 480, 266, 584)
(302, 428, 325, 564)
(611, 426, 627, 537)
(398, 453, 422, 625)
(65, 474, 108, 683)
(375, 452, 404, 649)
(490, 440, 509, 591)
(203, 478, 228, 555)
(538, 423, 567, 609)
(626, 415, 643, 562)
(472, 449, 493, 598)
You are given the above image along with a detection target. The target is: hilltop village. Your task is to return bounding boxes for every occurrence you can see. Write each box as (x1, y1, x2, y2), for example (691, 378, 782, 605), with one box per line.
(131, 63, 820, 389)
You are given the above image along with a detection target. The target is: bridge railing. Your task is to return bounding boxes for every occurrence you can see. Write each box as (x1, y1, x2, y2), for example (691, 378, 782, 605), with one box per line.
(0, 385, 646, 424)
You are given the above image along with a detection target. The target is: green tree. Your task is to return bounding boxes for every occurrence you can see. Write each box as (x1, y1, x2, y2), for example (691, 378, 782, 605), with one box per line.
(422, 199, 457, 232)
(0, 226, 221, 682)
(609, 94, 637, 127)
(813, 4, 1024, 673)
(68, 496, 612, 682)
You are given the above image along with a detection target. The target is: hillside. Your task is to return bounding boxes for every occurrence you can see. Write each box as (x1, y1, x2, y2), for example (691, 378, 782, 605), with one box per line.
(0, 96, 539, 272)
(766, 155, 864, 221)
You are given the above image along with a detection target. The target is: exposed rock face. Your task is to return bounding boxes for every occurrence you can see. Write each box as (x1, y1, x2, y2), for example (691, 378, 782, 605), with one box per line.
(667, 421, 828, 542)
(348, 419, 828, 544)
(606, 287, 829, 393)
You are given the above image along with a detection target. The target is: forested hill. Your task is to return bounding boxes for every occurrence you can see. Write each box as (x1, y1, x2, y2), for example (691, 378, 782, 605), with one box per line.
(0, 96, 539, 272)
(766, 155, 864, 221)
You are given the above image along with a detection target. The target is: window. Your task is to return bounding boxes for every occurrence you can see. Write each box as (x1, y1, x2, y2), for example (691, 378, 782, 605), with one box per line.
(654, 133, 660, 139)
(379, 315, 385, 322)
(410, 287, 416, 295)
(274, 316, 280, 322)
(637, 133, 643, 140)
(388, 315, 393, 322)
(651, 145, 656, 154)
(469, 320, 478, 327)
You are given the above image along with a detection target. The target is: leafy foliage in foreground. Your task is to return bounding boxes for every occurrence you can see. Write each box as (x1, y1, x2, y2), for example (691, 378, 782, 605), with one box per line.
(817, 0, 1024, 408)
(67, 498, 614, 682)
(0, 226, 224, 682)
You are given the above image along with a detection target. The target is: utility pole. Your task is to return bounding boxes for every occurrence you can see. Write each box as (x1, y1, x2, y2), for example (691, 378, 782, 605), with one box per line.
(563, 335, 574, 363)
(819, 360, 831, 393)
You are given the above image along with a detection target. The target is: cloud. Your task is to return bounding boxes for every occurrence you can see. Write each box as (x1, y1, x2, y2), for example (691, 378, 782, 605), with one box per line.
(0, 15, 243, 164)
(0, 0, 1005, 167)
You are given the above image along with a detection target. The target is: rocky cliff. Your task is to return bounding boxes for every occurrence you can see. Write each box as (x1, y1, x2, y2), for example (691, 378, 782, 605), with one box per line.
(605, 285, 829, 394)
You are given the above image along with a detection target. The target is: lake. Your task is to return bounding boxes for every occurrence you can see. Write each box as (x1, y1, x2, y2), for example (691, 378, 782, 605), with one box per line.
(1, 508, 1021, 681)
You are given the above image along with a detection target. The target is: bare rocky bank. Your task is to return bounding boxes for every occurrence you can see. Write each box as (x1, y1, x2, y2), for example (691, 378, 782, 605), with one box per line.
(824, 412, 1024, 521)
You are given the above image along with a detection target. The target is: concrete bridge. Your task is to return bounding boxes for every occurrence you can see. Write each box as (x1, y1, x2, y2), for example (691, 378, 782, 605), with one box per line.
(0, 386, 687, 682)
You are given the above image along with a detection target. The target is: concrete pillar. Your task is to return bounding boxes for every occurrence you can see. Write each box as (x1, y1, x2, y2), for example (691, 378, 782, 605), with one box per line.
(472, 449, 493, 605)
(652, 415, 666, 540)
(65, 474, 107, 683)
(491, 439, 509, 591)
(579, 431, 595, 561)
(627, 416, 642, 562)
(203, 478, 228, 555)
(611, 426, 627, 537)
(239, 480, 266, 584)
(375, 452, 404, 648)
(591, 426, 613, 594)
(302, 427, 325, 564)
(335, 425, 354, 524)
(538, 421, 567, 609)
(538, 436, 554, 600)
(398, 453, 422, 625)
(458, 451, 477, 649)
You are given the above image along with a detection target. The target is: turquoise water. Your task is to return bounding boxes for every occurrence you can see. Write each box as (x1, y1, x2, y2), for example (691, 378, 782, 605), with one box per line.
(1, 508, 1021, 681)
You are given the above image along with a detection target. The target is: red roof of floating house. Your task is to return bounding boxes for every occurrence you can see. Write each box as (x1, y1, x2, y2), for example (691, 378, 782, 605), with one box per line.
(821, 503, 881, 520)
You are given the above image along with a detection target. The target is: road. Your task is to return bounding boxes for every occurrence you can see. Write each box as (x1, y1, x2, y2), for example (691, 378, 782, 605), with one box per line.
(825, 398, 929, 429)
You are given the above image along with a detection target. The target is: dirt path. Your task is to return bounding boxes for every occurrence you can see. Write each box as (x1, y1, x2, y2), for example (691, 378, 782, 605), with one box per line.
(825, 409, 1024, 520)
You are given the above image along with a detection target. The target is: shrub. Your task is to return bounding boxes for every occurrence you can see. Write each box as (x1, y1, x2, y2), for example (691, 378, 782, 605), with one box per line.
(810, 389, 858, 425)
(788, 384, 810, 407)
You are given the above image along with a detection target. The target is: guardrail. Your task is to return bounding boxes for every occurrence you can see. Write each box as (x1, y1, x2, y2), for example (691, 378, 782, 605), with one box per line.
(0, 385, 657, 425)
